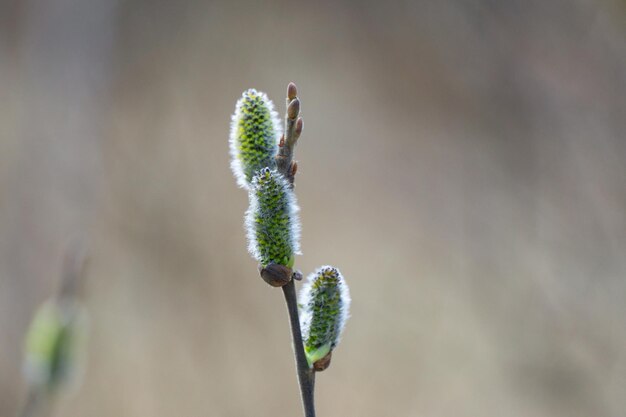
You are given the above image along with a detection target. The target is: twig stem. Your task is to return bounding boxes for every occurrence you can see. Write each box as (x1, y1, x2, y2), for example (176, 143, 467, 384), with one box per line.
(275, 82, 314, 416)
(282, 280, 316, 417)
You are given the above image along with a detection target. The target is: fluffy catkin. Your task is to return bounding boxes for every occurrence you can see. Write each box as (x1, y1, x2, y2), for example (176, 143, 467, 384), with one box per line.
(299, 266, 351, 365)
(229, 89, 281, 188)
(246, 168, 300, 267)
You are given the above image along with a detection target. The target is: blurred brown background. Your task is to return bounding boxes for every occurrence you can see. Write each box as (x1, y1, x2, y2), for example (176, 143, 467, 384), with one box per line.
(1, 0, 625, 416)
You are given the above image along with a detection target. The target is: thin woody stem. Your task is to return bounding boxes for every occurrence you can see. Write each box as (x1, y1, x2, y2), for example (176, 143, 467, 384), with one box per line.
(283, 280, 316, 417)
(274, 82, 314, 417)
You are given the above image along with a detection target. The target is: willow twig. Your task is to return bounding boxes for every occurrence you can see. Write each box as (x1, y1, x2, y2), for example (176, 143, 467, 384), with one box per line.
(274, 82, 314, 417)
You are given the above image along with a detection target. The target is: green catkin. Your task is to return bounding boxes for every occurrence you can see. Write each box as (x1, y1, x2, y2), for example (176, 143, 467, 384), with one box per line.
(246, 168, 300, 268)
(229, 89, 281, 188)
(299, 266, 351, 366)
(23, 300, 87, 392)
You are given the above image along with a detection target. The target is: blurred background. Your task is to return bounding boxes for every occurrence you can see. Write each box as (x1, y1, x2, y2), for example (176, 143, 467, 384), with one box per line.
(1, 0, 625, 416)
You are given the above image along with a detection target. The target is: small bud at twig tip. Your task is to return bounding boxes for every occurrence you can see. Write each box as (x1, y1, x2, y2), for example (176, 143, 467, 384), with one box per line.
(287, 82, 298, 100)
(295, 118, 303, 136)
(287, 98, 300, 120)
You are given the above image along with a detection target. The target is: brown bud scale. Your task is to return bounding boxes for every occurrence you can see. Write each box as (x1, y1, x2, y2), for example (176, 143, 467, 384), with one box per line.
(287, 82, 298, 100)
(287, 98, 300, 120)
(259, 263, 292, 287)
(313, 351, 332, 372)
(295, 118, 303, 136)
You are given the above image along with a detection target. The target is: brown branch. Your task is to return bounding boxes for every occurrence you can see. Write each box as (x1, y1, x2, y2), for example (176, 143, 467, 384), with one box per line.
(283, 279, 316, 417)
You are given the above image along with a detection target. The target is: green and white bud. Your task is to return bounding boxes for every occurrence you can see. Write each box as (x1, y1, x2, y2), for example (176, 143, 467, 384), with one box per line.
(229, 89, 281, 188)
(23, 299, 88, 393)
(299, 266, 351, 367)
(246, 168, 301, 268)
